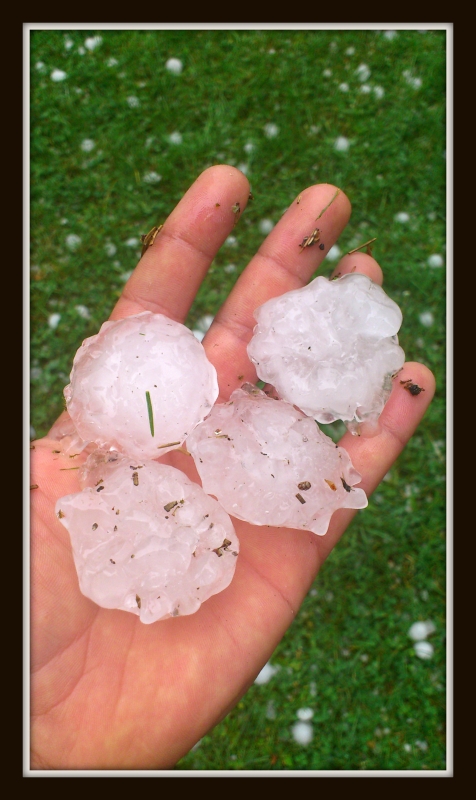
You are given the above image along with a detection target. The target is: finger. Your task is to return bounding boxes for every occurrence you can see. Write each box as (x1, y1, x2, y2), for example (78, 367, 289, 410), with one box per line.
(111, 165, 250, 323)
(315, 361, 436, 563)
(204, 184, 351, 399)
(329, 251, 383, 285)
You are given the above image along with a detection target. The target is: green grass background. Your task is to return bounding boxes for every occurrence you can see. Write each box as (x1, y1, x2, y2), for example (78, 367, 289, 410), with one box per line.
(29, 27, 447, 772)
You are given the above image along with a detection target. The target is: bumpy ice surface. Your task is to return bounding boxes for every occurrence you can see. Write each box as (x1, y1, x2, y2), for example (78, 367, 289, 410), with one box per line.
(247, 273, 405, 428)
(55, 451, 238, 623)
(64, 311, 218, 459)
(186, 384, 367, 536)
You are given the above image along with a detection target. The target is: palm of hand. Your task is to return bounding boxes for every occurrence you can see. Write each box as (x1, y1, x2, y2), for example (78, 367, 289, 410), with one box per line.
(30, 167, 434, 769)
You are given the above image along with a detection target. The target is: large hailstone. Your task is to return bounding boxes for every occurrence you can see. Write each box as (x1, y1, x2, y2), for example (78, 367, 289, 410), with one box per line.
(247, 273, 405, 430)
(64, 311, 218, 459)
(55, 451, 238, 623)
(186, 384, 367, 536)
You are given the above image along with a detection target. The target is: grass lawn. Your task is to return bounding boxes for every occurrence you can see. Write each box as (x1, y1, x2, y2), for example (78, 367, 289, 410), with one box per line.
(29, 26, 447, 772)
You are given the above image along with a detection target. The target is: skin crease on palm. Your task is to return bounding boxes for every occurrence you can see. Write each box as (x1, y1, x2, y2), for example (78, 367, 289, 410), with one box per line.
(30, 166, 436, 770)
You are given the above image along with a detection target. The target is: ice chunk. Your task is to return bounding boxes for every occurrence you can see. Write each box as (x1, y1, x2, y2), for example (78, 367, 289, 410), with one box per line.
(64, 312, 218, 459)
(408, 620, 436, 641)
(56, 452, 238, 623)
(247, 273, 404, 431)
(186, 385, 367, 536)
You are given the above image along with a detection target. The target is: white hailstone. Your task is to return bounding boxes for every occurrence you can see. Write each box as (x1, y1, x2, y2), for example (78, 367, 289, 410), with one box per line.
(428, 254, 444, 268)
(104, 242, 117, 257)
(383, 30, 398, 40)
(81, 138, 95, 153)
(107, 57, 119, 67)
(166, 58, 183, 75)
(244, 142, 255, 154)
(326, 244, 341, 261)
(127, 96, 140, 108)
(64, 37, 74, 50)
(334, 136, 350, 152)
(264, 123, 279, 138)
(143, 171, 162, 184)
(48, 313, 61, 330)
(169, 131, 183, 145)
(85, 35, 102, 51)
(414, 641, 434, 659)
(323, 68, 332, 77)
(346, 47, 355, 55)
(51, 69, 67, 82)
(408, 620, 436, 641)
(55, 452, 238, 623)
(195, 314, 214, 333)
(30, 425, 36, 439)
(192, 330, 205, 342)
(186, 384, 367, 536)
(415, 740, 428, 751)
(266, 701, 277, 719)
(125, 237, 140, 247)
(66, 234, 82, 250)
(419, 311, 434, 327)
(247, 273, 405, 431)
(259, 218, 274, 235)
(254, 661, 279, 685)
(338, 83, 349, 92)
(64, 312, 218, 459)
(36, 61, 45, 71)
(403, 70, 422, 89)
(360, 84, 371, 94)
(355, 63, 371, 82)
(373, 86, 385, 99)
(395, 211, 410, 223)
(225, 235, 237, 247)
(75, 304, 91, 320)
(291, 721, 313, 745)
(297, 707, 314, 721)
(224, 263, 237, 274)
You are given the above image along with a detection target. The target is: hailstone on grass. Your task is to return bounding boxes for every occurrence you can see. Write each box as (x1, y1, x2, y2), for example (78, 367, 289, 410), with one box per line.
(55, 451, 238, 623)
(247, 273, 405, 431)
(186, 384, 367, 536)
(64, 312, 218, 459)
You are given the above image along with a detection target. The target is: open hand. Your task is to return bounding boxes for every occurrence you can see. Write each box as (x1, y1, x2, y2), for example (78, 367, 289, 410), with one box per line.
(30, 166, 435, 769)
